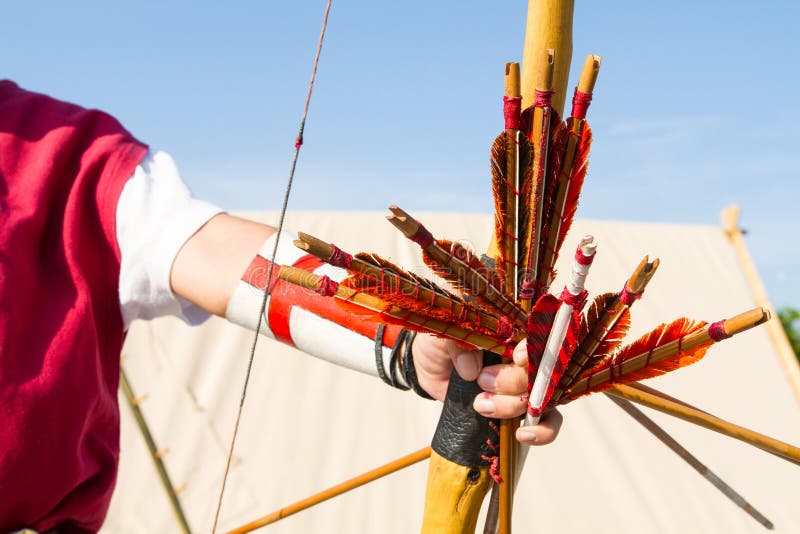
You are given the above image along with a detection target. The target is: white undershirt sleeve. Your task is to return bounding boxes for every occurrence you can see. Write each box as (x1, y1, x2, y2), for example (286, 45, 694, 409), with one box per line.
(116, 150, 224, 330)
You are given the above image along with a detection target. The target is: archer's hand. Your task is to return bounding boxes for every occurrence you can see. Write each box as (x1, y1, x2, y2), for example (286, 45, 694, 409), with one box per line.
(413, 334, 562, 446)
(412, 334, 484, 402)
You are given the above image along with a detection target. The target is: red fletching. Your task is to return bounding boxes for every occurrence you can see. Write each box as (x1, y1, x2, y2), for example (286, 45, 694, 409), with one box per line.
(540, 121, 567, 232)
(342, 276, 496, 338)
(491, 131, 532, 287)
(355, 252, 441, 294)
(572, 317, 710, 399)
(538, 309, 581, 410)
(578, 292, 631, 361)
(535, 121, 567, 289)
(398, 212, 526, 326)
(422, 239, 508, 309)
(555, 293, 629, 393)
(428, 239, 504, 290)
(592, 308, 631, 362)
(520, 106, 534, 139)
(526, 294, 560, 387)
(555, 120, 591, 256)
(579, 293, 612, 341)
(342, 253, 501, 338)
(330, 290, 389, 321)
(610, 318, 710, 382)
(491, 133, 509, 282)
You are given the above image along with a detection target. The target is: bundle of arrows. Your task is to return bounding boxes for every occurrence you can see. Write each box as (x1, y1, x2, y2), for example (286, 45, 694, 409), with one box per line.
(279, 52, 767, 426)
(274, 52, 774, 533)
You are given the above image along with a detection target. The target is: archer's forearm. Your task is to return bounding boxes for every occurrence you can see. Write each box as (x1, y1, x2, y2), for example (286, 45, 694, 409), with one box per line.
(170, 213, 276, 317)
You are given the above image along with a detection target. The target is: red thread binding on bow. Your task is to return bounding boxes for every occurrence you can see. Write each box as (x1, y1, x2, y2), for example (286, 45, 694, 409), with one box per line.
(481, 421, 502, 483)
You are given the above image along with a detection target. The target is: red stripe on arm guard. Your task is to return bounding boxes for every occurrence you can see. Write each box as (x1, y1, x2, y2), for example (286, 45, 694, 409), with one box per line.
(240, 253, 404, 348)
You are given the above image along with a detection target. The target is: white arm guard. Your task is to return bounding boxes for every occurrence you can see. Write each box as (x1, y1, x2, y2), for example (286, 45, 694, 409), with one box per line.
(226, 231, 417, 391)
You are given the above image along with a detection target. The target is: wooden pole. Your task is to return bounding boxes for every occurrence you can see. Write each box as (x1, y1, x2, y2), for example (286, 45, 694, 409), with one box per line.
(721, 204, 800, 407)
(227, 447, 432, 534)
(491, 3, 575, 532)
(521, 0, 574, 114)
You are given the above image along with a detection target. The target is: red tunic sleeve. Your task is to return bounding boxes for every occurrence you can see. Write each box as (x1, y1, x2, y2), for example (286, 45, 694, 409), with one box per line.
(0, 80, 148, 532)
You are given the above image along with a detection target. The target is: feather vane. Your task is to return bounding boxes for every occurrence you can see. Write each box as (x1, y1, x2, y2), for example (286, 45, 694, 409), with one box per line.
(341, 253, 506, 339)
(525, 294, 560, 386)
(422, 238, 526, 325)
(579, 292, 631, 363)
(491, 131, 532, 289)
(554, 120, 592, 256)
(564, 318, 710, 401)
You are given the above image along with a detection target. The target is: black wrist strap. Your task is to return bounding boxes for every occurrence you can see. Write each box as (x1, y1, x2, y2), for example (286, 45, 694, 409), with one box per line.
(374, 326, 433, 398)
(388, 329, 408, 389)
(402, 331, 434, 400)
(374, 325, 410, 391)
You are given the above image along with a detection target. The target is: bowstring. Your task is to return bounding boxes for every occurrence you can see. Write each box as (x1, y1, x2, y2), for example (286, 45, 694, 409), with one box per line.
(211, 1, 333, 530)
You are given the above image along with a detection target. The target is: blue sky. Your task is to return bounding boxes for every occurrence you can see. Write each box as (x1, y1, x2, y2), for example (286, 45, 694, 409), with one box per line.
(3, 1, 798, 307)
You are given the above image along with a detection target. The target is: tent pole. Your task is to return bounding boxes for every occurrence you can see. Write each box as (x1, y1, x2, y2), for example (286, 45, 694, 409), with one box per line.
(120, 364, 193, 534)
(721, 205, 800, 407)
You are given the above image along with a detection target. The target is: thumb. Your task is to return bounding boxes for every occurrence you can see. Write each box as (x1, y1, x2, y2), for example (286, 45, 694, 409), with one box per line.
(448, 343, 483, 381)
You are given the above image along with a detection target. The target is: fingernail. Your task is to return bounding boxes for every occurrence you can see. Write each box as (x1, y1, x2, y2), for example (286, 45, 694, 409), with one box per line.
(517, 428, 537, 444)
(474, 398, 495, 415)
(477, 372, 496, 390)
(456, 352, 479, 379)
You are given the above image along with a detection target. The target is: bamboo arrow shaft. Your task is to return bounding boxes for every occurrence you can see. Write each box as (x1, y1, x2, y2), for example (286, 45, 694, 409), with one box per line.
(227, 447, 431, 534)
(498, 61, 523, 534)
(566, 307, 770, 398)
(536, 54, 602, 292)
(386, 206, 527, 325)
(609, 383, 800, 466)
(607, 394, 774, 529)
(278, 266, 509, 354)
(294, 233, 517, 340)
(553, 257, 659, 402)
(520, 48, 555, 312)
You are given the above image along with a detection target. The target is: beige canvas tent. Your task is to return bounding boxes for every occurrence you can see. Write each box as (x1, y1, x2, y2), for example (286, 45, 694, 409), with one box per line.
(103, 211, 800, 533)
